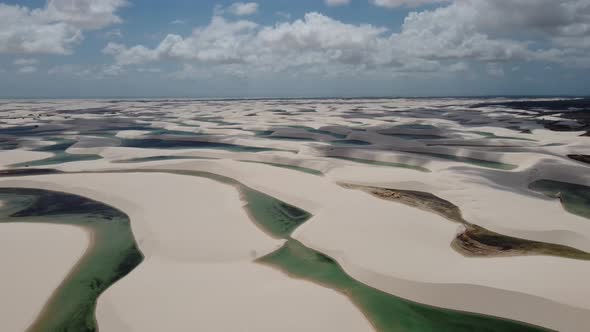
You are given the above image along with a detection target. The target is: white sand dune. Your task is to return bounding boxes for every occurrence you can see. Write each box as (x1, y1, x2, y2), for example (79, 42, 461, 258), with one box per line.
(0, 150, 52, 168)
(0, 173, 281, 262)
(0, 173, 372, 332)
(97, 258, 373, 332)
(8, 155, 588, 330)
(1, 98, 589, 331)
(0, 223, 88, 332)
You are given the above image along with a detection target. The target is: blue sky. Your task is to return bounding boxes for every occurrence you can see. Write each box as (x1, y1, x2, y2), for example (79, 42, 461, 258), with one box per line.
(0, 0, 589, 98)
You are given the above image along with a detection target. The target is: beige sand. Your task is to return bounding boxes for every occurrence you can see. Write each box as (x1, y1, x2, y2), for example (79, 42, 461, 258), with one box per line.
(0, 173, 372, 332)
(97, 258, 373, 332)
(0, 223, 88, 332)
(0, 150, 52, 168)
(1, 97, 589, 331)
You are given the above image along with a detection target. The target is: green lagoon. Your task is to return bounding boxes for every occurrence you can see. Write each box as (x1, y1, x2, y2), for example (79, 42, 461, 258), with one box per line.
(0, 188, 143, 332)
(530, 180, 590, 219)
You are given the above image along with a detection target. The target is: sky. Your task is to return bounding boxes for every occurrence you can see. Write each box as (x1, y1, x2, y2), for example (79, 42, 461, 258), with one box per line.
(0, 0, 589, 98)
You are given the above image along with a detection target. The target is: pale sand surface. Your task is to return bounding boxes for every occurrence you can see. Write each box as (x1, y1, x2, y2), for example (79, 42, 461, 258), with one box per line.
(0, 173, 372, 332)
(327, 163, 590, 252)
(96, 258, 373, 332)
(0, 150, 52, 168)
(0, 173, 282, 261)
(1, 98, 590, 331)
(4, 155, 588, 331)
(78, 158, 590, 331)
(115, 130, 152, 138)
(0, 223, 88, 332)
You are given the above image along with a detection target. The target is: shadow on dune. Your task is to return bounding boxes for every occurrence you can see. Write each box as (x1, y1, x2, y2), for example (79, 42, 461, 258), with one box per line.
(341, 184, 590, 260)
(0, 168, 550, 331)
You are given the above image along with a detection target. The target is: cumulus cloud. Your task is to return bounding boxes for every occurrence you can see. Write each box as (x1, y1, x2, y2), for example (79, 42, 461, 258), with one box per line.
(460, 0, 590, 38)
(103, 42, 160, 65)
(105, 13, 389, 69)
(228, 2, 259, 16)
(41, 0, 127, 29)
(462, 0, 590, 52)
(103, 1, 590, 77)
(391, 3, 532, 61)
(104, 15, 259, 65)
(325, 0, 351, 7)
(389, 0, 590, 65)
(0, 0, 127, 54)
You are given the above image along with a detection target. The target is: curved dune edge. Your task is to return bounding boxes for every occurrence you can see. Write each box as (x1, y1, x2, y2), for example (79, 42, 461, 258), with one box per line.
(257, 239, 547, 332)
(326, 160, 590, 254)
(341, 184, 590, 260)
(2, 98, 590, 331)
(0, 170, 584, 330)
(292, 205, 590, 332)
(0, 223, 88, 332)
(0, 150, 53, 168)
(2, 155, 590, 331)
(296, 240, 589, 332)
(0, 188, 143, 332)
(0, 173, 556, 330)
(0, 173, 373, 332)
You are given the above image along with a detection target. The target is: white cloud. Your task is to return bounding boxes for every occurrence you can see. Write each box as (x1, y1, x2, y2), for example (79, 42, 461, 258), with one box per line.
(14, 58, 39, 66)
(371, 0, 449, 8)
(401, 0, 590, 51)
(42, 0, 127, 29)
(104, 16, 259, 65)
(171, 19, 186, 25)
(228, 2, 259, 16)
(104, 13, 394, 73)
(103, 42, 160, 65)
(104, 1, 590, 77)
(104, 10, 508, 74)
(258, 13, 386, 53)
(459, 0, 590, 39)
(0, 0, 127, 55)
(390, 3, 533, 62)
(390, 0, 590, 69)
(18, 66, 37, 73)
(325, 0, 351, 7)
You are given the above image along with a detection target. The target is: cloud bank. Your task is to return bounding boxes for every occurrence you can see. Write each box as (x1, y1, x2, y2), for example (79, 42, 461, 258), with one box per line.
(103, 0, 590, 79)
(0, 0, 126, 54)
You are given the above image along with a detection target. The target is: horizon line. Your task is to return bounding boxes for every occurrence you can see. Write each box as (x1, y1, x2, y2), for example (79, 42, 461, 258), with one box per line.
(0, 94, 588, 101)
